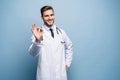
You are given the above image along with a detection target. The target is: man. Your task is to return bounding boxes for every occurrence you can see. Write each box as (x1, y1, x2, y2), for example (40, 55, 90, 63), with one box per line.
(29, 5, 73, 80)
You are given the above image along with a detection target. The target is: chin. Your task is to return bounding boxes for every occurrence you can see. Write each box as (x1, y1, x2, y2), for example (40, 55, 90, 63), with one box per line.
(46, 24, 53, 27)
(44, 22, 54, 27)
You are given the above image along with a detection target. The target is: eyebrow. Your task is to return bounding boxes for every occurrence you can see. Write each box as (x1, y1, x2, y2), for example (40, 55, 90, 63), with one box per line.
(44, 13, 54, 17)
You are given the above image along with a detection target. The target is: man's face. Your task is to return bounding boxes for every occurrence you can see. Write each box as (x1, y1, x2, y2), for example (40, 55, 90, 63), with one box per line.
(42, 9, 54, 27)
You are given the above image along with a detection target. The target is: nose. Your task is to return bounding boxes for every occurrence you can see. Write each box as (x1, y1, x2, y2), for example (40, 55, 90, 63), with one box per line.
(48, 15, 52, 19)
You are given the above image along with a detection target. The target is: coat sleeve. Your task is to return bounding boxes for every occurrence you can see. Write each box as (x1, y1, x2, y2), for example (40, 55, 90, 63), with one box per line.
(28, 35, 41, 57)
(61, 30, 73, 67)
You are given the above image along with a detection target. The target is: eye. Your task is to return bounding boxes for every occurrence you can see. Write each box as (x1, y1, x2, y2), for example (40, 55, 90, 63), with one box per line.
(44, 15, 49, 17)
(51, 14, 54, 16)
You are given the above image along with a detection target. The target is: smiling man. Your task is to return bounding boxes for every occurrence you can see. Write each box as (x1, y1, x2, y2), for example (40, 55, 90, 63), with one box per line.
(29, 5, 73, 80)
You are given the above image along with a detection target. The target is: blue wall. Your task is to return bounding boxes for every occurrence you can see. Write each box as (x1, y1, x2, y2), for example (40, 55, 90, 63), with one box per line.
(0, 0, 120, 80)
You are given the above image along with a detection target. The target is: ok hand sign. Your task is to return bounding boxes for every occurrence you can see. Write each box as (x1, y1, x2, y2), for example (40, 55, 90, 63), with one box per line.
(31, 24, 43, 43)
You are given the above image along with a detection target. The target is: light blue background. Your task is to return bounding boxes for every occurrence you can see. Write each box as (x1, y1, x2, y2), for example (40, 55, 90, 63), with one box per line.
(0, 0, 120, 80)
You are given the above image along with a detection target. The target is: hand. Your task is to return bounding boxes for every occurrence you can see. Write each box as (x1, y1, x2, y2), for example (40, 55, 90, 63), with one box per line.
(65, 65, 69, 71)
(32, 24, 43, 43)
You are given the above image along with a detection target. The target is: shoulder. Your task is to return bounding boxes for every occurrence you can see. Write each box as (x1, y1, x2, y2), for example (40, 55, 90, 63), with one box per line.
(56, 26, 66, 34)
(56, 26, 69, 40)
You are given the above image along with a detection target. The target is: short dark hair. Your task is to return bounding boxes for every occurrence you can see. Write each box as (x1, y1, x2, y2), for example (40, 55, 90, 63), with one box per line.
(40, 5, 54, 17)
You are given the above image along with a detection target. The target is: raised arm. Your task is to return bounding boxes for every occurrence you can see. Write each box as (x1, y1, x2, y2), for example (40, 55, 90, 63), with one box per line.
(28, 24, 43, 56)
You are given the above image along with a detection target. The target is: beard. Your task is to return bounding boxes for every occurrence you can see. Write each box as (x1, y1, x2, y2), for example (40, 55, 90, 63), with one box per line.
(44, 19, 54, 28)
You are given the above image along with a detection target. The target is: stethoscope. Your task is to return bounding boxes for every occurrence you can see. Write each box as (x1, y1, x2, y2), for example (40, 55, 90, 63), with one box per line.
(41, 27, 63, 41)
(56, 27, 62, 34)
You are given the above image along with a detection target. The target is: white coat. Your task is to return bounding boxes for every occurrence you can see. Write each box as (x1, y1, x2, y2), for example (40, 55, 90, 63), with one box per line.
(29, 25, 73, 80)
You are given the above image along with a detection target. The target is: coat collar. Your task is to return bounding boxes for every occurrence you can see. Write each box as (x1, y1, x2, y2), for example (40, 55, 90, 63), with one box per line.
(43, 24, 56, 32)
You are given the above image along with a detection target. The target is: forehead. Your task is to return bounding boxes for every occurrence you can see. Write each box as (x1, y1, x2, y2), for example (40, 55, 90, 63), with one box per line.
(43, 9, 54, 15)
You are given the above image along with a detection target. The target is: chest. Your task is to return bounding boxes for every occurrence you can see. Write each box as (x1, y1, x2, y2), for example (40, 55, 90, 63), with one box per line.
(41, 30, 64, 47)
